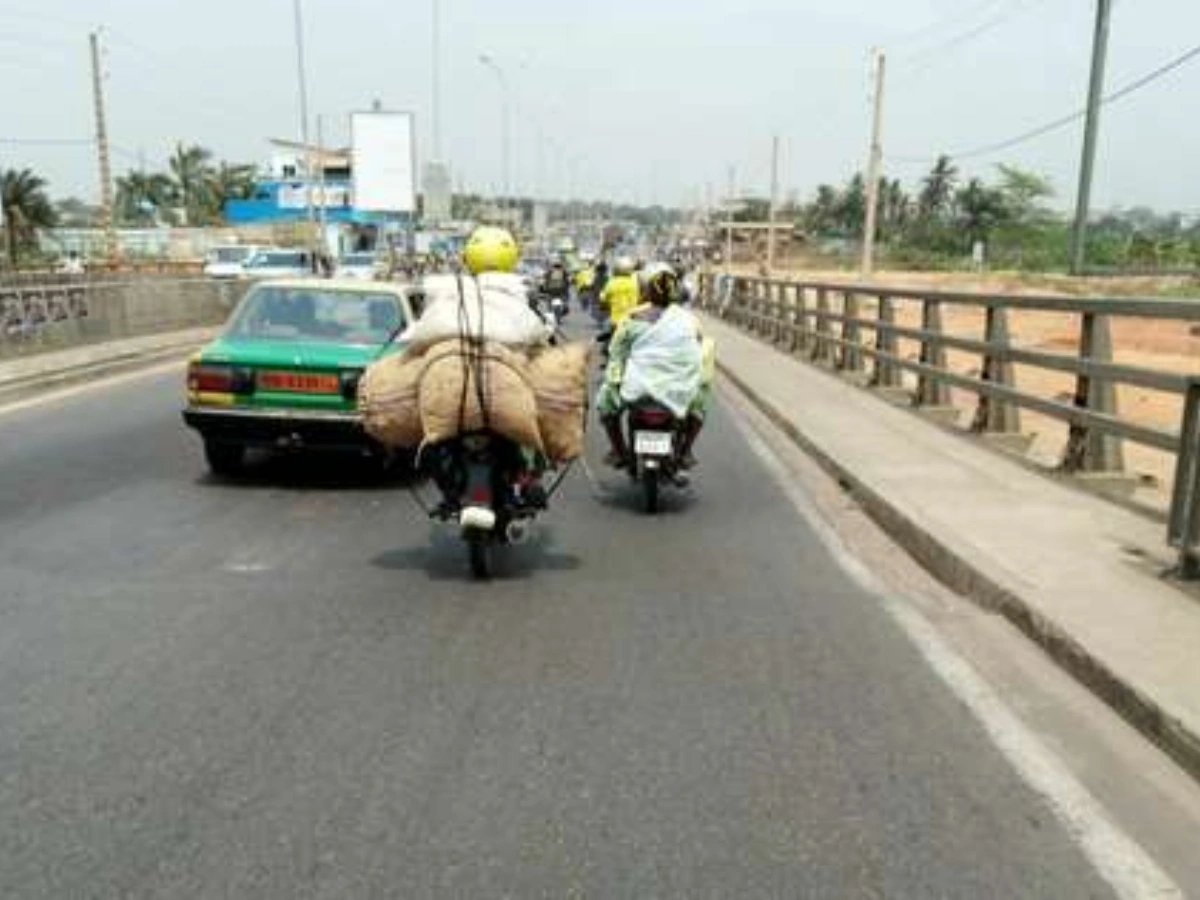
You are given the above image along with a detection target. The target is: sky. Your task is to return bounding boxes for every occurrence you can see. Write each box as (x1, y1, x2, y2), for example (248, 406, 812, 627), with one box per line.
(1, 0, 1198, 213)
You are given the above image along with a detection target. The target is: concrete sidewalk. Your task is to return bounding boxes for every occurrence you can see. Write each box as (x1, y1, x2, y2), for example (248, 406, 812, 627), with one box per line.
(704, 313, 1200, 779)
(0, 327, 216, 403)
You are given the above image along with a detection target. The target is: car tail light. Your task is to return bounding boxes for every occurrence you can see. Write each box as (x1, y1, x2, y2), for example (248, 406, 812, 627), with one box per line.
(189, 364, 253, 394)
(189, 363, 234, 393)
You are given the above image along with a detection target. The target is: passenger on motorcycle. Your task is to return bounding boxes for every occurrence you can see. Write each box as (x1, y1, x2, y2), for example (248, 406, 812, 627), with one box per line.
(597, 265, 713, 470)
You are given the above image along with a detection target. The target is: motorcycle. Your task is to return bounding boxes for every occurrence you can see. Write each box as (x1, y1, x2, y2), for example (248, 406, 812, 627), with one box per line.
(625, 399, 686, 513)
(425, 432, 547, 578)
(549, 295, 569, 323)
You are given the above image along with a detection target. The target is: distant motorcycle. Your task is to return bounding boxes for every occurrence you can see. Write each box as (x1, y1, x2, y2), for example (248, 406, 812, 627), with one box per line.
(624, 398, 687, 513)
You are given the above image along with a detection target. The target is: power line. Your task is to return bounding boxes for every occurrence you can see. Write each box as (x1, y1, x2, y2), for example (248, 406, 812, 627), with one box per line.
(0, 138, 93, 146)
(896, 0, 1050, 78)
(889, 39, 1200, 165)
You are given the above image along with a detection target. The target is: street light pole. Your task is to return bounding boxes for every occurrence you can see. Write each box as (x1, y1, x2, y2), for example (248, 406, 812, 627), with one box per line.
(1069, 0, 1113, 276)
(479, 54, 511, 219)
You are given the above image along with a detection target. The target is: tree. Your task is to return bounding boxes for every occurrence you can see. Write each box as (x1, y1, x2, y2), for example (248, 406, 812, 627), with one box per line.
(801, 184, 840, 235)
(115, 170, 176, 225)
(917, 155, 958, 223)
(834, 173, 865, 236)
(954, 178, 1007, 248)
(205, 162, 257, 223)
(1, 167, 57, 265)
(168, 143, 215, 225)
(880, 178, 910, 240)
(994, 164, 1054, 226)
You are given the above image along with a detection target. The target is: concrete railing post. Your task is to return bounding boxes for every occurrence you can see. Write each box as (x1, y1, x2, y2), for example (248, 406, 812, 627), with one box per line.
(917, 298, 951, 407)
(871, 294, 902, 387)
(1062, 312, 1125, 473)
(971, 304, 1022, 436)
(812, 287, 834, 364)
(795, 285, 811, 353)
(840, 291, 864, 372)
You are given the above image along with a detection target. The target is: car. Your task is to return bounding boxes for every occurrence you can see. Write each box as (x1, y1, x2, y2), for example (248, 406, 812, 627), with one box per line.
(243, 248, 314, 279)
(182, 279, 416, 474)
(336, 251, 384, 280)
(203, 244, 271, 279)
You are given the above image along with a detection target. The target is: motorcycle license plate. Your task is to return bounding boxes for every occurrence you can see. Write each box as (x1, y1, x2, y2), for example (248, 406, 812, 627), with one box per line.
(634, 431, 673, 456)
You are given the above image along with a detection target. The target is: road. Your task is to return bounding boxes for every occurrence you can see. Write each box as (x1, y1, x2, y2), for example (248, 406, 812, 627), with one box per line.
(0, 360, 1136, 897)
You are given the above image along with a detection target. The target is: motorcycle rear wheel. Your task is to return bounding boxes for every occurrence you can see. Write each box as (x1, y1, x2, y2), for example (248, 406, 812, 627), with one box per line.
(642, 467, 660, 514)
(467, 532, 493, 579)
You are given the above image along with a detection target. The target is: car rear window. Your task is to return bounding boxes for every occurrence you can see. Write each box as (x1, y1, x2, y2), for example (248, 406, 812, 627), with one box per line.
(250, 252, 305, 268)
(227, 286, 406, 345)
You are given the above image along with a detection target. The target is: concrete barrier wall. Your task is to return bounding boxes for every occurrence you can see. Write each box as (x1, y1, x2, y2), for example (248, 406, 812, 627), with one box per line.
(0, 277, 249, 360)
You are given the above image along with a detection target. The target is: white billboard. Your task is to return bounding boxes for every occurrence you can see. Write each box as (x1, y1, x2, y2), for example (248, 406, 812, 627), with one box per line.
(351, 111, 416, 213)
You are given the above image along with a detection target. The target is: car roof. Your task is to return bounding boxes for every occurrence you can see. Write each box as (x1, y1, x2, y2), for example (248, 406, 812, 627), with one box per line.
(252, 278, 409, 297)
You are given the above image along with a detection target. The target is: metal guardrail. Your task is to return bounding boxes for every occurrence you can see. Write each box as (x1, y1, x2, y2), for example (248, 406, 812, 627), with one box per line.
(700, 272, 1200, 573)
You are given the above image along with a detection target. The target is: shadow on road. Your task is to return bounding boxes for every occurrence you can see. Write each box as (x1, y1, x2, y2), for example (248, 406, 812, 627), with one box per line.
(372, 524, 583, 582)
(197, 450, 422, 493)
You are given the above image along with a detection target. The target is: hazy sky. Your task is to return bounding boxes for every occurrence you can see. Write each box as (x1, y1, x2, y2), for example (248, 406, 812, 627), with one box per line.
(2, 0, 1198, 212)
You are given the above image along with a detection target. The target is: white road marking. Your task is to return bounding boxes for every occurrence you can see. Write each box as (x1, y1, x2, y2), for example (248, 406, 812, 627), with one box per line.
(0, 359, 184, 418)
(729, 403, 1183, 900)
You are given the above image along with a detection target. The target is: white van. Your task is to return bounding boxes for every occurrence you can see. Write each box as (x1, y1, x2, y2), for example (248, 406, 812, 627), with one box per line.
(204, 245, 270, 279)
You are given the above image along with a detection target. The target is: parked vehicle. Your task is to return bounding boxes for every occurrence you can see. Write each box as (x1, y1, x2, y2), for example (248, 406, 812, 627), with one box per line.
(182, 279, 415, 474)
(243, 249, 314, 279)
(336, 252, 384, 281)
(625, 399, 687, 513)
(203, 244, 270, 279)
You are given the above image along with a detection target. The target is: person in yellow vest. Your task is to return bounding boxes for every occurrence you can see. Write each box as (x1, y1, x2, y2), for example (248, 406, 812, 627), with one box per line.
(599, 255, 640, 326)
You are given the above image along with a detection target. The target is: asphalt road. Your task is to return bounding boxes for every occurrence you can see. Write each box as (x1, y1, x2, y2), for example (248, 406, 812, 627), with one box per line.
(0, 359, 1118, 898)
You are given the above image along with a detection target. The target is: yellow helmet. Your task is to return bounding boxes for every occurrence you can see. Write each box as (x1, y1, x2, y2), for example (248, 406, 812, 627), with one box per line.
(463, 226, 519, 274)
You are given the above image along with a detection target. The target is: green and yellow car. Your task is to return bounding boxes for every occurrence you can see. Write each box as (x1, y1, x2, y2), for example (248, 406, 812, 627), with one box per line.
(182, 278, 415, 474)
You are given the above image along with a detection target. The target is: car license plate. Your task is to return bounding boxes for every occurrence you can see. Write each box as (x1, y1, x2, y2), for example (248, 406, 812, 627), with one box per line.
(634, 430, 673, 456)
(257, 370, 341, 394)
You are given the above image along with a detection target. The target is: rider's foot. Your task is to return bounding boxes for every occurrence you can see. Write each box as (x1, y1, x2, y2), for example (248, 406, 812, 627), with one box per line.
(678, 452, 698, 470)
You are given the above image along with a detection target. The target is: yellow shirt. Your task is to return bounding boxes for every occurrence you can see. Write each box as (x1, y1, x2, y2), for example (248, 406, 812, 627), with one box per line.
(601, 274, 640, 325)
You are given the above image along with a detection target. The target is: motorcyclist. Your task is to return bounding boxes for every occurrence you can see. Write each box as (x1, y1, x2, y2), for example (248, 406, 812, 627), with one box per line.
(599, 255, 640, 327)
(597, 265, 712, 470)
(425, 225, 549, 510)
(542, 257, 571, 304)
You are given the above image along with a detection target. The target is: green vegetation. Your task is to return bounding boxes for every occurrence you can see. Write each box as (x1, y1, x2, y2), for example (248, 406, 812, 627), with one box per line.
(1, 168, 57, 265)
(115, 143, 256, 227)
(797, 155, 1200, 273)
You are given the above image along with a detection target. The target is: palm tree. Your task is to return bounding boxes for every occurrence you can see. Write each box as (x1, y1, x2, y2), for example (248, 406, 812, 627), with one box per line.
(2, 168, 57, 265)
(204, 162, 257, 223)
(917, 155, 958, 223)
(168, 143, 215, 225)
(955, 178, 1007, 248)
(115, 169, 176, 225)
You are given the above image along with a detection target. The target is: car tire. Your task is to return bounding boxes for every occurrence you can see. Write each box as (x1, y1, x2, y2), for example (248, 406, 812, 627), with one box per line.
(204, 439, 246, 476)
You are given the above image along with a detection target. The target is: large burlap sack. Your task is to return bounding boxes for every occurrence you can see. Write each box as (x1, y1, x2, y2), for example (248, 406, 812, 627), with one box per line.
(418, 340, 544, 452)
(408, 275, 547, 352)
(528, 342, 591, 462)
(358, 350, 425, 448)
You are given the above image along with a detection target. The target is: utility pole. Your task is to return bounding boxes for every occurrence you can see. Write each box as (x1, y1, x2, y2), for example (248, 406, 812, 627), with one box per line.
(1069, 0, 1113, 276)
(861, 48, 886, 277)
(316, 114, 328, 259)
(431, 0, 442, 161)
(90, 30, 117, 266)
(725, 165, 735, 272)
(766, 135, 780, 275)
(292, 0, 316, 267)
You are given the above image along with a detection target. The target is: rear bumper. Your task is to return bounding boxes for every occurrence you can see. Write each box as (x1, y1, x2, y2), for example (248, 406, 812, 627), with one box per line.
(182, 405, 381, 453)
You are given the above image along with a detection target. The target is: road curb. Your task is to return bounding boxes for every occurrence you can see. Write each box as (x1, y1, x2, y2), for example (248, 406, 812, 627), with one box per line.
(0, 339, 202, 405)
(718, 357, 1200, 784)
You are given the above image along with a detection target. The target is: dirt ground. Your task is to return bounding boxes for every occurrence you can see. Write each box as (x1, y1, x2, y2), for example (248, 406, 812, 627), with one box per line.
(725, 263, 1200, 510)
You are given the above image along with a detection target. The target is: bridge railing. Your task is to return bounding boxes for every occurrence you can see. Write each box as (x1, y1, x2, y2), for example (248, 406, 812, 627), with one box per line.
(698, 272, 1200, 573)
